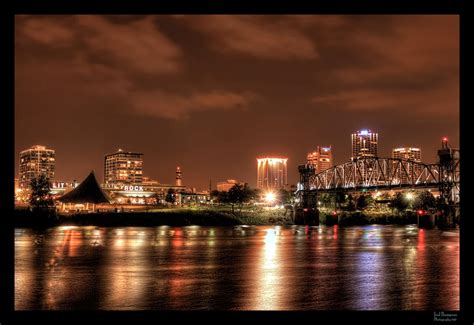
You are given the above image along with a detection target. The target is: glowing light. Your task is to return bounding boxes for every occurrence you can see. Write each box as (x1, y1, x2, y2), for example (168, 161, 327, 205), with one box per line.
(405, 192, 415, 201)
(443, 137, 448, 141)
(58, 226, 77, 231)
(360, 130, 369, 135)
(265, 192, 276, 203)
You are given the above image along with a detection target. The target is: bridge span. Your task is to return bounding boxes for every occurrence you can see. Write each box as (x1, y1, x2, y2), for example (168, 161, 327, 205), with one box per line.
(295, 139, 459, 227)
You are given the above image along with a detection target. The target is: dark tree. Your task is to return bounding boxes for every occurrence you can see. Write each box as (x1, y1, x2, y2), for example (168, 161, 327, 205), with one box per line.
(413, 190, 436, 210)
(29, 174, 54, 212)
(210, 190, 220, 199)
(276, 188, 291, 205)
(356, 194, 369, 210)
(165, 189, 176, 204)
(251, 188, 263, 201)
(346, 194, 356, 211)
(319, 193, 332, 208)
(217, 191, 230, 204)
(389, 192, 409, 214)
(335, 190, 347, 209)
(228, 184, 253, 214)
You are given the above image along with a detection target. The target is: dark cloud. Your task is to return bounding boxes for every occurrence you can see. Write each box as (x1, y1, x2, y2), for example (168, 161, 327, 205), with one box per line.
(15, 15, 459, 189)
(171, 15, 320, 60)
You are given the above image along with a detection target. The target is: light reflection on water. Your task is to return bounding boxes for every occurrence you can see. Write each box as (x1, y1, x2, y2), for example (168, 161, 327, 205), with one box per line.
(15, 225, 459, 310)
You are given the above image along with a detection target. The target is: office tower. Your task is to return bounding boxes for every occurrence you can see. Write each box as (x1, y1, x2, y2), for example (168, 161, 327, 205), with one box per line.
(19, 145, 55, 188)
(104, 149, 143, 187)
(351, 129, 378, 159)
(257, 157, 288, 190)
(392, 147, 422, 184)
(307, 146, 333, 173)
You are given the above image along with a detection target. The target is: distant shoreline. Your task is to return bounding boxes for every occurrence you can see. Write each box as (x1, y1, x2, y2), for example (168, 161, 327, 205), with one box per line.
(14, 207, 298, 228)
(13, 207, 434, 229)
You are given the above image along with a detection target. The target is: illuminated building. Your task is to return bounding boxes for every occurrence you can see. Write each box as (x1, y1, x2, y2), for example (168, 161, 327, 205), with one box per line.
(217, 179, 241, 192)
(179, 191, 211, 205)
(176, 166, 182, 186)
(19, 145, 55, 188)
(104, 149, 143, 187)
(102, 166, 187, 205)
(393, 147, 422, 184)
(307, 146, 333, 173)
(257, 157, 288, 190)
(392, 147, 421, 161)
(351, 129, 378, 160)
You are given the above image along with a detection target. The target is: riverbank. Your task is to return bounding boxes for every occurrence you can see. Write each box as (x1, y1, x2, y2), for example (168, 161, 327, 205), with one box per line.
(319, 210, 418, 226)
(14, 207, 295, 228)
(12, 206, 431, 228)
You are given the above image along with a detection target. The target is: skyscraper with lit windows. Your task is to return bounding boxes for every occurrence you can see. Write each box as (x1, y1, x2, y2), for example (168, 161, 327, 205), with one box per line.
(19, 145, 55, 188)
(307, 146, 333, 173)
(351, 129, 378, 160)
(257, 157, 288, 190)
(104, 149, 143, 187)
(392, 147, 422, 184)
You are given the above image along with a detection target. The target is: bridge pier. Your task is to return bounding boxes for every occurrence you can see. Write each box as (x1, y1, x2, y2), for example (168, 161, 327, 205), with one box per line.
(295, 164, 319, 225)
(295, 207, 319, 225)
(435, 206, 457, 229)
(418, 213, 435, 229)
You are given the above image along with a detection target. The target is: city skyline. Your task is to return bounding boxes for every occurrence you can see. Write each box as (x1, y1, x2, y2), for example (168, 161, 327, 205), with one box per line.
(15, 15, 459, 189)
(16, 132, 448, 191)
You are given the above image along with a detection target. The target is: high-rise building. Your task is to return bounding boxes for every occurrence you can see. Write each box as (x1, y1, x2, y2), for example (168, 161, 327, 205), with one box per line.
(19, 145, 55, 188)
(351, 129, 378, 159)
(307, 146, 333, 173)
(392, 147, 421, 161)
(176, 166, 182, 186)
(257, 157, 288, 190)
(104, 149, 143, 187)
(392, 147, 422, 184)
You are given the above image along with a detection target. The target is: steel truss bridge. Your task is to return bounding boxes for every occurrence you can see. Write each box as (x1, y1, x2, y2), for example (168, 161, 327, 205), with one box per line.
(307, 157, 458, 199)
(295, 142, 460, 225)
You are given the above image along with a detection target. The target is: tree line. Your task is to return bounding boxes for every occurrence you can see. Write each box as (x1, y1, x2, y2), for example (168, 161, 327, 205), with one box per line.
(318, 190, 440, 214)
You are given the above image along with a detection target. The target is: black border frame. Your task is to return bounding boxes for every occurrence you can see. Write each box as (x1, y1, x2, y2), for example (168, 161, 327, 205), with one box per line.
(1, 1, 471, 324)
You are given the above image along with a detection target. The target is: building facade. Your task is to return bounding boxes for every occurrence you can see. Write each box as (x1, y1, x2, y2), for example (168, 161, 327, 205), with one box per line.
(351, 129, 378, 160)
(19, 145, 55, 188)
(104, 149, 143, 187)
(257, 157, 288, 190)
(392, 147, 422, 184)
(392, 147, 422, 161)
(307, 146, 333, 173)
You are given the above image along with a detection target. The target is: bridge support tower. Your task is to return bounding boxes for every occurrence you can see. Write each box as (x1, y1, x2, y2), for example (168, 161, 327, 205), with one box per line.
(295, 164, 319, 225)
(436, 138, 460, 229)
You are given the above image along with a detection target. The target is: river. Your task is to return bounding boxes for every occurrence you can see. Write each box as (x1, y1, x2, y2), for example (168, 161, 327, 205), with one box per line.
(15, 224, 459, 310)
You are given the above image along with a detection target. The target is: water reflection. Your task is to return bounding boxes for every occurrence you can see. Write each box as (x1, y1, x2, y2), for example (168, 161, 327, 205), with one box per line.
(251, 228, 282, 310)
(15, 225, 459, 310)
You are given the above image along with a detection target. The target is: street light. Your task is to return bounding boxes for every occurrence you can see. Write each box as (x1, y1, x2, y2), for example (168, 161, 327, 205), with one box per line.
(265, 192, 275, 203)
(405, 192, 415, 201)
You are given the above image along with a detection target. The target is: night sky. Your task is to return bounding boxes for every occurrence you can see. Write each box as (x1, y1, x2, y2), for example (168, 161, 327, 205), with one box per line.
(15, 15, 459, 190)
